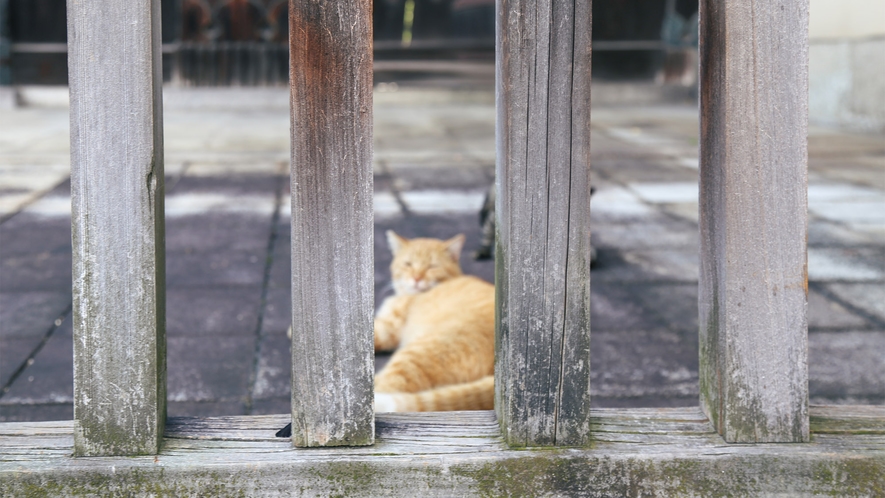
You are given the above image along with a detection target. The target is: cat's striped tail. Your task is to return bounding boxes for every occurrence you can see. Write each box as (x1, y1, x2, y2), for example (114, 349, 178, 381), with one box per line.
(375, 375, 494, 412)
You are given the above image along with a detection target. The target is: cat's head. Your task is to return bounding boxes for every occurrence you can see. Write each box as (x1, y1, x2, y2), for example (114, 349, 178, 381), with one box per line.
(387, 231, 465, 295)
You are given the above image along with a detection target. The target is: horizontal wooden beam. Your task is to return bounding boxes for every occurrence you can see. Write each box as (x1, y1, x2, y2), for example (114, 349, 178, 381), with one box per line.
(2, 407, 882, 496)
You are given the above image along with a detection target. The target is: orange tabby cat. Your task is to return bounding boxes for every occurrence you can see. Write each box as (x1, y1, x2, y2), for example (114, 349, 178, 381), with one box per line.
(374, 231, 495, 412)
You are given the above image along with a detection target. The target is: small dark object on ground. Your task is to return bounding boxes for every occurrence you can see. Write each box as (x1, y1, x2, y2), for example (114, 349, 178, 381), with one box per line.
(275, 423, 292, 438)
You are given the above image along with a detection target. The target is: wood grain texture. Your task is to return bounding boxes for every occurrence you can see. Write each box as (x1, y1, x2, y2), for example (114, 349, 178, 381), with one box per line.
(66, 0, 166, 456)
(2, 407, 882, 497)
(698, 0, 810, 443)
(288, 0, 374, 447)
(495, 0, 593, 447)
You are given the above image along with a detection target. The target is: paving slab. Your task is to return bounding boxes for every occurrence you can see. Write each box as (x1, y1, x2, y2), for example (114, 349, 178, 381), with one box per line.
(0, 252, 72, 293)
(0, 292, 70, 340)
(592, 220, 697, 249)
(808, 247, 884, 282)
(253, 334, 291, 400)
(590, 329, 699, 403)
(590, 283, 667, 332)
(166, 335, 254, 405)
(630, 283, 699, 334)
(165, 249, 268, 288)
(822, 283, 885, 323)
(0, 315, 72, 407)
(0, 402, 72, 422)
(807, 288, 873, 330)
(166, 287, 262, 337)
(809, 331, 885, 404)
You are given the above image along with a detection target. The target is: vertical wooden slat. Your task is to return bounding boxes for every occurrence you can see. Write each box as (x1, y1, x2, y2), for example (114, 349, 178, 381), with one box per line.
(496, 0, 593, 447)
(68, 0, 166, 456)
(698, 0, 809, 443)
(288, 0, 374, 447)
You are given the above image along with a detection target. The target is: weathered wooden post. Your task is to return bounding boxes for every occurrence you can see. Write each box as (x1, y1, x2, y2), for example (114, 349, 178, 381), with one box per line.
(288, 0, 375, 447)
(68, 0, 166, 456)
(698, 0, 810, 443)
(495, 0, 593, 446)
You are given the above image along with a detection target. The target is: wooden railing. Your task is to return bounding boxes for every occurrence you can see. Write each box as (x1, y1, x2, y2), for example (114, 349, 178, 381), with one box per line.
(1, 0, 882, 495)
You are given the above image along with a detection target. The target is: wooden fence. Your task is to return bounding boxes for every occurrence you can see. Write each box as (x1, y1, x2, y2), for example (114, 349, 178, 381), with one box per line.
(1, 0, 882, 495)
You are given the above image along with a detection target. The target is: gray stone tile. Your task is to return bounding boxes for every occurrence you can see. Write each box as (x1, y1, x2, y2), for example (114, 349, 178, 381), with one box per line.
(809, 219, 881, 246)
(166, 250, 266, 288)
(0, 214, 71, 256)
(388, 165, 493, 191)
(593, 157, 698, 184)
(167, 401, 246, 418)
(166, 213, 273, 253)
(251, 397, 290, 416)
(591, 284, 664, 332)
(659, 202, 699, 223)
(0, 403, 72, 422)
(628, 182, 698, 204)
(809, 331, 885, 403)
(172, 174, 281, 197)
(0, 252, 71, 292)
(590, 186, 657, 222)
(590, 329, 698, 400)
(261, 284, 291, 337)
(808, 247, 885, 282)
(373, 191, 403, 219)
(807, 289, 870, 330)
(592, 248, 698, 283)
(167, 335, 254, 404)
(267, 225, 292, 292)
(0, 319, 72, 404)
(631, 283, 698, 333)
(589, 248, 657, 283)
(0, 291, 70, 339)
(166, 193, 276, 219)
(590, 395, 696, 408)
(592, 221, 697, 250)
(400, 189, 487, 215)
(0, 338, 37, 389)
(823, 283, 885, 322)
(167, 287, 261, 337)
(253, 335, 290, 400)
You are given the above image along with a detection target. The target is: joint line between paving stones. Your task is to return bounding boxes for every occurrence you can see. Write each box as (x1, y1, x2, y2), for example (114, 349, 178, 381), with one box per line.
(0, 176, 71, 226)
(0, 303, 72, 399)
(244, 169, 286, 415)
(378, 158, 413, 217)
(808, 281, 885, 330)
(164, 160, 191, 194)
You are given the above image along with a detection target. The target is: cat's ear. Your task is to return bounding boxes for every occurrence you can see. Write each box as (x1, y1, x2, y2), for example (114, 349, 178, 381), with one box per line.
(386, 230, 407, 255)
(445, 234, 466, 261)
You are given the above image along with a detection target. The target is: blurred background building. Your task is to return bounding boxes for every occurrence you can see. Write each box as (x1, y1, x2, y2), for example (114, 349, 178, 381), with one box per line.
(1, 0, 699, 86)
(1, 0, 883, 130)
(808, 0, 885, 132)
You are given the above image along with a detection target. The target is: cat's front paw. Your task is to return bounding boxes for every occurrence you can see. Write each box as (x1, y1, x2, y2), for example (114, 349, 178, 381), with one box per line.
(374, 392, 399, 413)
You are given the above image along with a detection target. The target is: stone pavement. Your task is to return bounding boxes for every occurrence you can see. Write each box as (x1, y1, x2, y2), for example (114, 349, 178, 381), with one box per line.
(0, 86, 883, 422)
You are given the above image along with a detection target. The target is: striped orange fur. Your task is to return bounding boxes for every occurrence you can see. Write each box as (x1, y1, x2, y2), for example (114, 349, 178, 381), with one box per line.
(374, 231, 495, 412)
